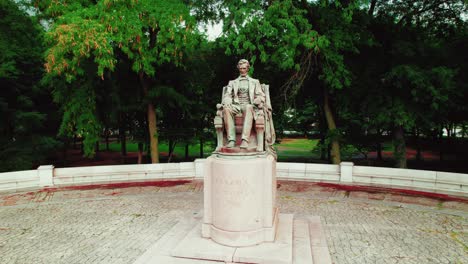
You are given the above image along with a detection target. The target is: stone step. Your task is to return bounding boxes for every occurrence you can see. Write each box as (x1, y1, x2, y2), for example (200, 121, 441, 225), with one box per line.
(133, 213, 332, 264)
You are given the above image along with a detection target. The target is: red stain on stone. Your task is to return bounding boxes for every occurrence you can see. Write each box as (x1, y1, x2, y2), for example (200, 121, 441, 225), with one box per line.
(41, 180, 191, 193)
(295, 185, 310, 192)
(315, 182, 467, 202)
(105, 191, 122, 196)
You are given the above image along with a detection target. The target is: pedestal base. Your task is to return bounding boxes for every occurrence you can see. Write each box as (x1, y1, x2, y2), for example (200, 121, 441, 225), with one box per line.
(203, 155, 277, 247)
(201, 208, 279, 247)
(133, 213, 332, 264)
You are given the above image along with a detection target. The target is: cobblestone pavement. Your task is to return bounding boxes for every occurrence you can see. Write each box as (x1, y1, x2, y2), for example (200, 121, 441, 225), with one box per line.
(0, 181, 467, 264)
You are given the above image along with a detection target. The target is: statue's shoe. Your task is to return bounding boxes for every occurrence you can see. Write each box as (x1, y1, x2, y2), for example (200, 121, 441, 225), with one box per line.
(226, 141, 236, 148)
(240, 140, 249, 149)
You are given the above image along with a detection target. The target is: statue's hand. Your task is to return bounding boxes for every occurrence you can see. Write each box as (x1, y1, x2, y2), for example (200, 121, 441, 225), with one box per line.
(231, 104, 241, 115)
(253, 97, 264, 107)
(223, 97, 233, 105)
(216, 103, 223, 109)
(224, 103, 241, 115)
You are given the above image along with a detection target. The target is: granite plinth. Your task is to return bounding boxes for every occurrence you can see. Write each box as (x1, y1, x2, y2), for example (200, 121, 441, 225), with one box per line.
(133, 213, 332, 264)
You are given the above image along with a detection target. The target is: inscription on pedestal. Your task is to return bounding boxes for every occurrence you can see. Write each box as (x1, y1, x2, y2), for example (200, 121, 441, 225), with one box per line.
(211, 160, 263, 232)
(213, 175, 254, 207)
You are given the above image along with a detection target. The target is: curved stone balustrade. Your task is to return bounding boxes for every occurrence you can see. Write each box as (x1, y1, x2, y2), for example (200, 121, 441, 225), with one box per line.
(0, 160, 466, 197)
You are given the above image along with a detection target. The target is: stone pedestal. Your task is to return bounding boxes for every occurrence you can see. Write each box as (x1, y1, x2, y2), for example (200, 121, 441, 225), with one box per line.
(133, 153, 333, 264)
(202, 154, 278, 247)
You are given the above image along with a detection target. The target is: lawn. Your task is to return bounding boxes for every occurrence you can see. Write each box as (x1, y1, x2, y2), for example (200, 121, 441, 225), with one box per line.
(275, 138, 319, 160)
(100, 138, 321, 162)
(100, 140, 215, 160)
(99, 138, 398, 163)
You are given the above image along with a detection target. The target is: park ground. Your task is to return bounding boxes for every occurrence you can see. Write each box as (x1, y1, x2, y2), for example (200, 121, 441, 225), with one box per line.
(0, 180, 466, 264)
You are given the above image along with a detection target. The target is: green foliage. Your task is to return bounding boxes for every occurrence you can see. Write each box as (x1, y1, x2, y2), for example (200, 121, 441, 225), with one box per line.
(218, 0, 323, 72)
(12, 0, 466, 169)
(0, 0, 59, 172)
(38, 0, 200, 157)
(56, 82, 101, 157)
(383, 65, 455, 128)
(42, 0, 198, 80)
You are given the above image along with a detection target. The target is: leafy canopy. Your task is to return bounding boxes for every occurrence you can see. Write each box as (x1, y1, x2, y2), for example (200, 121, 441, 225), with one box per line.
(0, 0, 59, 171)
(37, 0, 199, 157)
(41, 0, 198, 81)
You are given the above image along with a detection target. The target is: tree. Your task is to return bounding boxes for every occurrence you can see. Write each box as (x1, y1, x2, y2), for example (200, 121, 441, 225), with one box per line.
(192, 0, 365, 164)
(36, 0, 199, 163)
(0, 0, 59, 171)
(339, 0, 465, 168)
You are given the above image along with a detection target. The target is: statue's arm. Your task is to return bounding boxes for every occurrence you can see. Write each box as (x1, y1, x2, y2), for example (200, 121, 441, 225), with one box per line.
(253, 80, 265, 108)
(222, 82, 234, 105)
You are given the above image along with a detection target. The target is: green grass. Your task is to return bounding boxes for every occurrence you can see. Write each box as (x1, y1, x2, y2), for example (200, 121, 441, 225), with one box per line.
(100, 138, 392, 163)
(275, 138, 321, 161)
(382, 142, 393, 151)
(275, 138, 319, 151)
(100, 142, 139, 152)
(100, 141, 215, 159)
(276, 138, 319, 149)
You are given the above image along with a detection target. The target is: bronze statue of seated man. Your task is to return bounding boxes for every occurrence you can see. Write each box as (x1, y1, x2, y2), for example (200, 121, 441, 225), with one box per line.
(221, 59, 265, 149)
(214, 59, 277, 155)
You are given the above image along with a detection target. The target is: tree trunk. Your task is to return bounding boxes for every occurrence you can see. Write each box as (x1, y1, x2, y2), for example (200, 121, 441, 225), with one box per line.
(119, 115, 127, 157)
(320, 136, 327, 160)
(140, 72, 159, 163)
(137, 142, 143, 164)
(439, 125, 444, 161)
(415, 128, 422, 161)
(377, 142, 383, 161)
(393, 125, 407, 168)
(73, 134, 78, 149)
(319, 120, 327, 160)
(94, 141, 100, 160)
(199, 137, 204, 158)
(323, 90, 341, 164)
(62, 139, 69, 166)
(80, 138, 84, 155)
(146, 102, 159, 163)
(168, 140, 176, 163)
(105, 128, 110, 151)
(377, 129, 383, 160)
(368, 0, 377, 16)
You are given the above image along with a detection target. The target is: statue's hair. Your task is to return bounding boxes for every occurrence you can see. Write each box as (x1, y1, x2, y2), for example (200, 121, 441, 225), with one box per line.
(237, 59, 250, 69)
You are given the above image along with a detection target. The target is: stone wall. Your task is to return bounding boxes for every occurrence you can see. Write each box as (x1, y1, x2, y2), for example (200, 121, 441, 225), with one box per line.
(0, 160, 466, 197)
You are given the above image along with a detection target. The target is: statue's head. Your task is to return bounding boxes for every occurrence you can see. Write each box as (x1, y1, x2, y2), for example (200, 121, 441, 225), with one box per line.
(237, 59, 250, 77)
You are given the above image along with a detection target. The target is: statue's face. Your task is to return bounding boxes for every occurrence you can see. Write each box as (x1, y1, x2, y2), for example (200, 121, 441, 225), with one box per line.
(238, 64, 249, 77)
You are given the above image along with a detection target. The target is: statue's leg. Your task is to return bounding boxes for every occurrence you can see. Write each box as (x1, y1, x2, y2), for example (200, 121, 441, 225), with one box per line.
(214, 116, 223, 151)
(223, 108, 236, 147)
(240, 105, 254, 148)
(256, 115, 265, 152)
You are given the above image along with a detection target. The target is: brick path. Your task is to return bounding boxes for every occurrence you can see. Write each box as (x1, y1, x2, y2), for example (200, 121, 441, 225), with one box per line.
(0, 181, 466, 264)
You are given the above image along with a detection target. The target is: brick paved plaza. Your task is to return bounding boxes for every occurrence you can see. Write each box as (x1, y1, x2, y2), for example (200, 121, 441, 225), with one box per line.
(0, 180, 467, 264)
